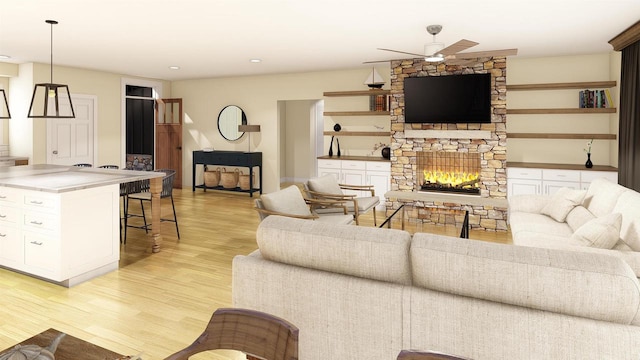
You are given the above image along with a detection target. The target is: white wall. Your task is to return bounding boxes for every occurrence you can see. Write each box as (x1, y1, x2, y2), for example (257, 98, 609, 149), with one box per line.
(171, 66, 390, 193)
(507, 53, 621, 167)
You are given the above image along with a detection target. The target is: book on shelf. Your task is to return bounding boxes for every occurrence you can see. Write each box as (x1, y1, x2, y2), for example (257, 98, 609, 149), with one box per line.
(579, 89, 612, 109)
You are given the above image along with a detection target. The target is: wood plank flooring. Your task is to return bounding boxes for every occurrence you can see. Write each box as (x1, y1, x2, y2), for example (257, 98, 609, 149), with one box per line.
(0, 188, 510, 360)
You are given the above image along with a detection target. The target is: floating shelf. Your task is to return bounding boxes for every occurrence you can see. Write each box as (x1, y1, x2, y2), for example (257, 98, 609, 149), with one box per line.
(506, 81, 616, 91)
(323, 131, 390, 136)
(323, 111, 390, 116)
(323, 90, 390, 97)
(507, 108, 616, 114)
(507, 133, 616, 140)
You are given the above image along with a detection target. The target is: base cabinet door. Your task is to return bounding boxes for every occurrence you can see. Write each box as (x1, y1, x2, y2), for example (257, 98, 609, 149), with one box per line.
(508, 179, 541, 196)
(543, 180, 581, 195)
(24, 232, 61, 279)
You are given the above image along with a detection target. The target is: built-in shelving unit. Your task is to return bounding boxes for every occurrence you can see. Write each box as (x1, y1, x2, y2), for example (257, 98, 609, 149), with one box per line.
(321, 89, 392, 155)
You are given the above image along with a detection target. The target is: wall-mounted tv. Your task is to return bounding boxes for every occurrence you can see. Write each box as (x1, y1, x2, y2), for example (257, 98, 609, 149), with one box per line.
(404, 73, 491, 124)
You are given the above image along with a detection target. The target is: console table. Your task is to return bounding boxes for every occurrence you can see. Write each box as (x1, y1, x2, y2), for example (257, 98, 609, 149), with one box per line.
(192, 150, 262, 197)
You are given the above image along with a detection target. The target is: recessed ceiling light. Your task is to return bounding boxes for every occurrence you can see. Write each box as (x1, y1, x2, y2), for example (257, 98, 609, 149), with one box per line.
(0, 55, 10, 60)
(168, 66, 180, 70)
(250, 59, 262, 63)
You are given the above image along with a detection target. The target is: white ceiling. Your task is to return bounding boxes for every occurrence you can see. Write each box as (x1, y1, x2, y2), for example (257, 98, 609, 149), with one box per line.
(0, 0, 638, 81)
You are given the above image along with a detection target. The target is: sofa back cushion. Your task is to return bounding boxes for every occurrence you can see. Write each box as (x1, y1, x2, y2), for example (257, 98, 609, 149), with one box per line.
(583, 178, 627, 217)
(410, 233, 640, 325)
(613, 189, 640, 251)
(256, 215, 412, 285)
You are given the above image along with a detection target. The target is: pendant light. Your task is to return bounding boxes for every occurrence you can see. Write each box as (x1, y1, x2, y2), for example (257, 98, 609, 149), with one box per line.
(0, 89, 9, 119)
(27, 20, 75, 118)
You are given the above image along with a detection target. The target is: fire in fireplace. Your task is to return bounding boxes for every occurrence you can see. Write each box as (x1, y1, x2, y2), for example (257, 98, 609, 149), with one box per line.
(417, 151, 481, 195)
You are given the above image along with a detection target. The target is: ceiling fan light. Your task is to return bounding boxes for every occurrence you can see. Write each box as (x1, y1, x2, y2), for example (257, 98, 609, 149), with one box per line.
(424, 54, 444, 62)
(424, 42, 444, 57)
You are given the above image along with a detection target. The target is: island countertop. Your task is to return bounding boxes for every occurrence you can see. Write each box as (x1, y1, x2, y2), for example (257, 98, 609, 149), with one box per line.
(0, 164, 164, 193)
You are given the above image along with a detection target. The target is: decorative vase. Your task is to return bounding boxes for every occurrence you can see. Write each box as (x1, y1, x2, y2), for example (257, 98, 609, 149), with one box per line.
(381, 146, 390, 159)
(328, 136, 334, 157)
(585, 153, 593, 168)
(337, 138, 341, 157)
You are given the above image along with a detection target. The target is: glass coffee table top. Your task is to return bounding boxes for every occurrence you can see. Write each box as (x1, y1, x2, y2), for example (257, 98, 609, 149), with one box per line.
(380, 204, 470, 238)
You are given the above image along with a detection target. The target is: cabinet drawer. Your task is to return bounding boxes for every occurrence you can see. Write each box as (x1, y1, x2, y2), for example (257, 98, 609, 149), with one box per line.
(23, 212, 58, 231)
(0, 189, 18, 203)
(507, 168, 542, 180)
(23, 194, 58, 211)
(317, 159, 341, 169)
(366, 161, 391, 172)
(542, 169, 580, 182)
(24, 232, 60, 277)
(341, 161, 366, 170)
(0, 206, 19, 224)
(581, 170, 618, 184)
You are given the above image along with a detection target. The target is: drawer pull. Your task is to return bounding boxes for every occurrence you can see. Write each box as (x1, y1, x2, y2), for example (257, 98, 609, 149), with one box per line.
(0, 195, 6, 199)
(30, 241, 43, 246)
(0, 214, 5, 218)
(0, 233, 5, 237)
(557, 175, 566, 178)
(30, 221, 43, 225)
(30, 200, 44, 205)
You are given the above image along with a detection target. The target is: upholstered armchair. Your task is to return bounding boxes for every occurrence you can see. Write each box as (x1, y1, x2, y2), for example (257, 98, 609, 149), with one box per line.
(254, 185, 354, 225)
(305, 175, 380, 225)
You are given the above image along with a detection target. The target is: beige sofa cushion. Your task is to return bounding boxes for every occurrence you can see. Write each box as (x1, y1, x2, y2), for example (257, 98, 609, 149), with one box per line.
(256, 215, 412, 285)
(613, 190, 640, 251)
(565, 205, 596, 232)
(583, 178, 627, 217)
(260, 185, 312, 217)
(540, 187, 586, 222)
(508, 212, 574, 238)
(569, 213, 622, 249)
(410, 233, 640, 325)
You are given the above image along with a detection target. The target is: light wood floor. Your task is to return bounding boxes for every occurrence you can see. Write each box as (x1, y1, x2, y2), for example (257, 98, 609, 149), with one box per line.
(0, 188, 511, 359)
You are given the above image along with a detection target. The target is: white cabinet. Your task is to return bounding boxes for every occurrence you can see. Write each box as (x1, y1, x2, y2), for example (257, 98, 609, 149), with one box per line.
(0, 185, 120, 286)
(317, 159, 390, 210)
(507, 167, 618, 197)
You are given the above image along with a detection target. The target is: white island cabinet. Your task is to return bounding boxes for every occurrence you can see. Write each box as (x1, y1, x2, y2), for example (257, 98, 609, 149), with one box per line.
(0, 165, 164, 287)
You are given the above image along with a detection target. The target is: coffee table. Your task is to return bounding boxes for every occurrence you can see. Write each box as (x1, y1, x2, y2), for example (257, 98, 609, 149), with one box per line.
(0, 328, 127, 360)
(380, 204, 470, 238)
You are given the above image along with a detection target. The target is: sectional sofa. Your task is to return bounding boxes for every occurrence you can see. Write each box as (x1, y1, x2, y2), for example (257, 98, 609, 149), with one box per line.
(509, 177, 640, 276)
(232, 215, 640, 360)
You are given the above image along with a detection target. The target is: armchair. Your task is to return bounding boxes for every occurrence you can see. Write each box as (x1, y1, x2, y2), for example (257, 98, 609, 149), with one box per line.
(254, 185, 353, 225)
(305, 175, 380, 225)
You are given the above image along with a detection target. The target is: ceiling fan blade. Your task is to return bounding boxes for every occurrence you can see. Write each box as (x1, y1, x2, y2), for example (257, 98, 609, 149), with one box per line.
(445, 58, 477, 66)
(439, 39, 479, 56)
(377, 48, 425, 58)
(452, 48, 519, 59)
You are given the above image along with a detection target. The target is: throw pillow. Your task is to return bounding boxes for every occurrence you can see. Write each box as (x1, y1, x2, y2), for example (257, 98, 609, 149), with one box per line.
(566, 205, 596, 232)
(540, 187, 587, 222)
(570, 213, 622, 249)
(307, 175, 343, 195)
(260, 185, 312, 217)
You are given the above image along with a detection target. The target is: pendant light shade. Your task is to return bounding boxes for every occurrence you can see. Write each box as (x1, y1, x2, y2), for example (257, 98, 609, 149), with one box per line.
(0, 89, 10, 119)
(28, 20, 75, 118)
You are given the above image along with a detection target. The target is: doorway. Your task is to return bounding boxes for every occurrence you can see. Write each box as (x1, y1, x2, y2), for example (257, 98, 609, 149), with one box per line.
(47, 95, 96, 166)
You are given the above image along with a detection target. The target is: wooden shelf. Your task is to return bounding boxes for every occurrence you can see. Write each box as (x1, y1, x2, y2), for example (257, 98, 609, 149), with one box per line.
(508, 133, 616, 140)
(507, 108, 616, 114)
(507, 162, 618, 172)
(507, 81, 616, 91)
(324, 131, 390, 137)
(323, 90, 390, 97)
(324, 111, 390, 116)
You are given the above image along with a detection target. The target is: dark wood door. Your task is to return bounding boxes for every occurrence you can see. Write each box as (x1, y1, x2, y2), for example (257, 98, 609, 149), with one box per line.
(155, 98, 183, 188)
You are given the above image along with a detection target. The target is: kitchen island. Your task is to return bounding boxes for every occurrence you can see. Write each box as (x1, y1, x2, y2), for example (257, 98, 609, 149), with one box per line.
(0, 165, 165, 286)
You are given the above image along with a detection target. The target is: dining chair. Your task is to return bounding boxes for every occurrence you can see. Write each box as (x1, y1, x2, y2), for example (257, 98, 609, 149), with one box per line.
(124, 169, 179, 243)
(164, 308, 299, 360)
(73, 163, 92, 167)
(305, 174, 380, 225)
(98, 165, 119, 169)
(397, 350, 471, 360)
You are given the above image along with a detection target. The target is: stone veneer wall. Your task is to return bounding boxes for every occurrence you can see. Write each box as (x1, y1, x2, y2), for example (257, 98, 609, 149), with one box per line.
(387, 57, 508, 231)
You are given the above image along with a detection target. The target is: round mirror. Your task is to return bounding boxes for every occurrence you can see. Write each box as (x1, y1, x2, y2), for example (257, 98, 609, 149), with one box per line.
(218, 105, 247, 141)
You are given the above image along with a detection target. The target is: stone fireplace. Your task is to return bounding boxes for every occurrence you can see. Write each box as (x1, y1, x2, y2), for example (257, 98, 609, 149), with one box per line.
(385, 58, 509, 231)
(417, 151, 481, 195)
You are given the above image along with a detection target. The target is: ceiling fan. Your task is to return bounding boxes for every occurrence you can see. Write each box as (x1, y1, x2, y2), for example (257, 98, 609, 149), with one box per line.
(365, 25, 517, 65)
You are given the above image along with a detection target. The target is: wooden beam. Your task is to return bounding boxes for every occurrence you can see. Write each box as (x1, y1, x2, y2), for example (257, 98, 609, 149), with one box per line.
(609, 20, 640, 51)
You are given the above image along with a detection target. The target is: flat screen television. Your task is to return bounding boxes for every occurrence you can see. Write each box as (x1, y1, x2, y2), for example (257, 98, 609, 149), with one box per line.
(404, 73, 491, 124)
